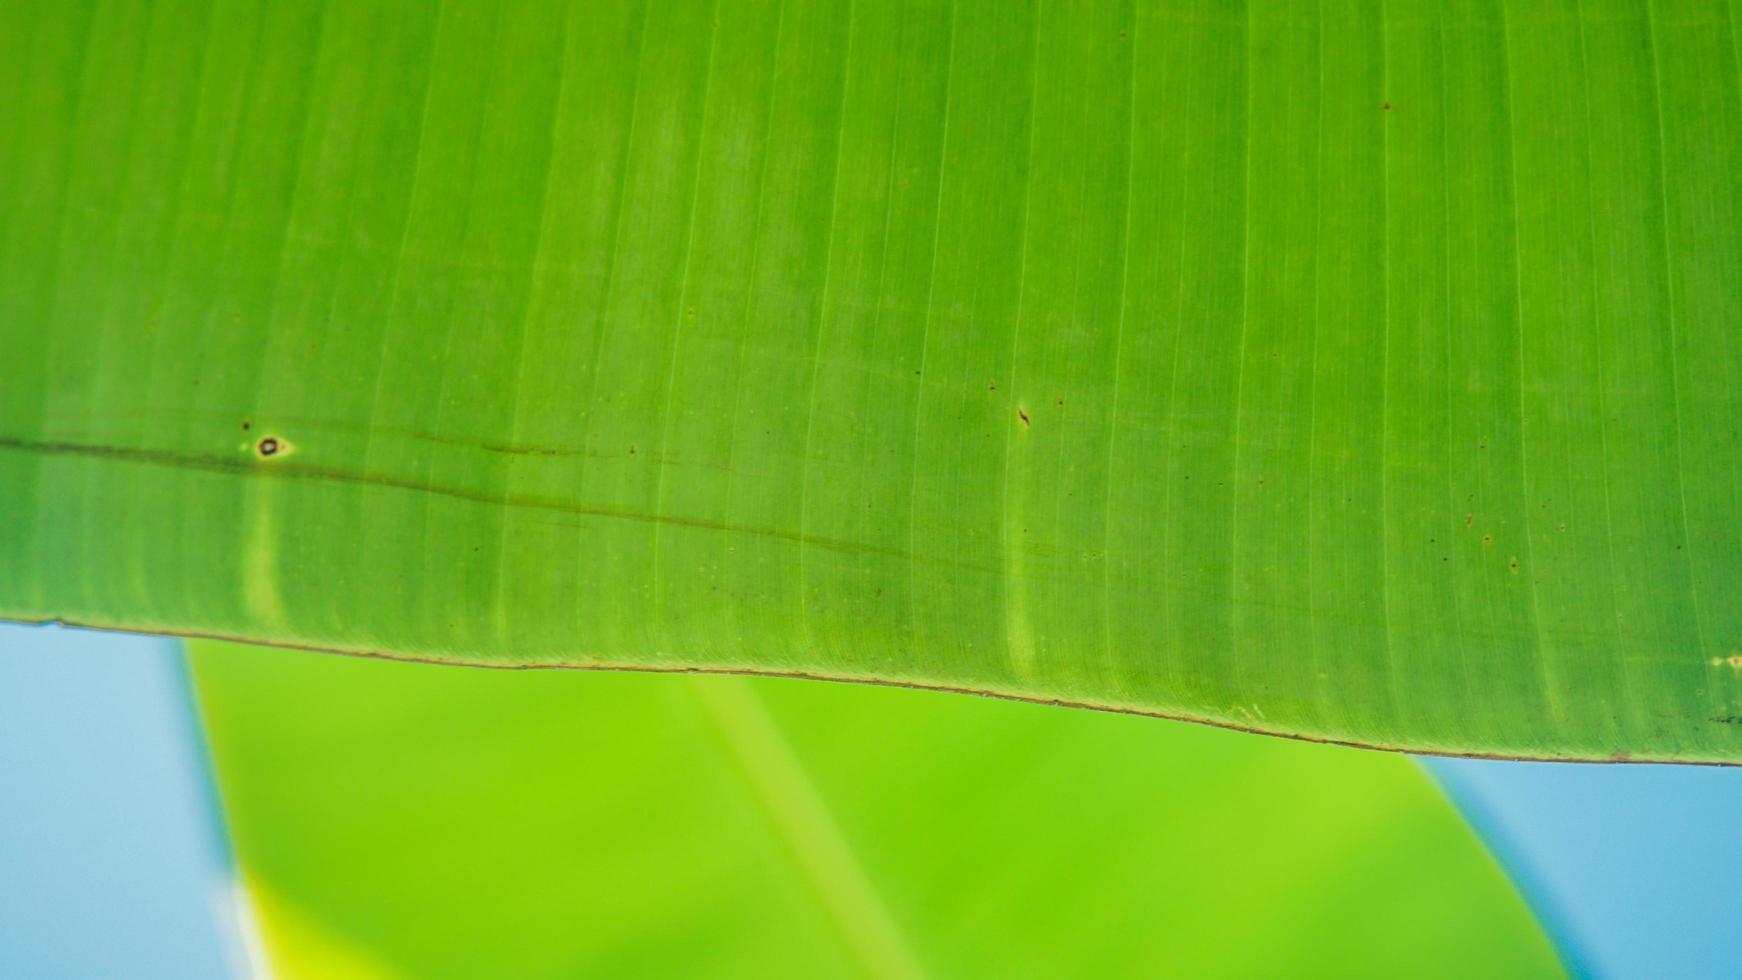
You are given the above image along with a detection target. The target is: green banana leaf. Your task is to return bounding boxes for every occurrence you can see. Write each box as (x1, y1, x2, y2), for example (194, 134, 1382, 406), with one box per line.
(190, 639, 1564, 978)
(3, 0, 1741, 761)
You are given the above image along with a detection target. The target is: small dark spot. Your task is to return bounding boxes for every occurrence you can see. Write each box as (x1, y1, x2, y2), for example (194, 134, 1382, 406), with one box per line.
(628, 444, 637, 456)
(1055, 398, 1064, 406)
(256, 437, 281, 458)
(241, 420, 251, 432)
(989, 379, 997, 391)
(1509, 557, 1519, 573)
(1381, 102, 1391, 111)
(1017, 407, 1031, 428)
(1730, 654, 1742, 669)
(686, 307, 696, 317)
(1482, 533, 1493, 545)
(1464, 513, 1473, 527)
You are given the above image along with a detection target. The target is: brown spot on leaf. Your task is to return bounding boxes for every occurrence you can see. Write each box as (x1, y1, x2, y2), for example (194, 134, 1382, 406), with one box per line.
(256, 437, 281, 458)
(1017, 407, 1031, 429)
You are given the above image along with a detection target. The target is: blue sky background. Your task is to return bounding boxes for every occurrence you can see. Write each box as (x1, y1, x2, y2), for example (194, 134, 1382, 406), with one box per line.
(3, 621, 1739, 978)
(1429, 754, 1742, 979)
(0, 624, 240, 979)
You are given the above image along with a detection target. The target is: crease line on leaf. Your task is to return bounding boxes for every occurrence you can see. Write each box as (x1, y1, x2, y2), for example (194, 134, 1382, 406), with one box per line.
(0, 435, 989, 572)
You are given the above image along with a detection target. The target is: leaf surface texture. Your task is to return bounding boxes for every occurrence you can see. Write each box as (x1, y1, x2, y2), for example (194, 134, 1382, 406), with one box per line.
(3, 0, 1741, 759)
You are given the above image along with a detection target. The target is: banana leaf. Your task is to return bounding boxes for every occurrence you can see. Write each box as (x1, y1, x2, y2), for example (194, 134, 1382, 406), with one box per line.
(190, 639, 1564, 978)
(3, 0, 1741, 761)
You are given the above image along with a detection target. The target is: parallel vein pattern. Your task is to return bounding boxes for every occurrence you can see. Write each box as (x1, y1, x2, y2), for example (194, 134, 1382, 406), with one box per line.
(2, 0, 1740, 761)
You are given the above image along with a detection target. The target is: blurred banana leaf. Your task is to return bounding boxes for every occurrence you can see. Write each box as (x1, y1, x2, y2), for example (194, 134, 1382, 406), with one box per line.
(3, 0, 1742, 760)
(191, 639, 1563, 978)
